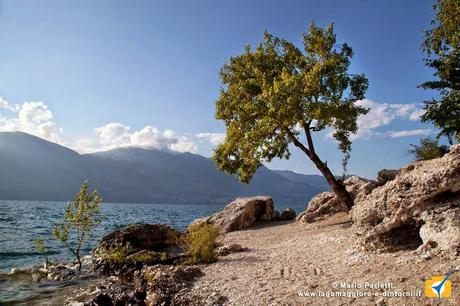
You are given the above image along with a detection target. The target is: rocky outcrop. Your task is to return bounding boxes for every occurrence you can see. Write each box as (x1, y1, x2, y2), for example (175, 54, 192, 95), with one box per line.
(376, 169, 399, 185)
(279, 208, 296, 221)
(298, 176, 376, 223)
(351, 144, 460, 254)
(192, 196, 278, 233)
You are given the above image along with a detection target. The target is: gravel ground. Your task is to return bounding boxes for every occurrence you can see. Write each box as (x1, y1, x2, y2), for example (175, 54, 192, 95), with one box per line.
(190, 213, 460, 306)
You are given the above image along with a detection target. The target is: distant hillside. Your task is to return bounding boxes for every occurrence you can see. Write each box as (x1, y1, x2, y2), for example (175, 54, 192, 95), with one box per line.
(272, 170, 331, 191)
(0, 132, 327, 205)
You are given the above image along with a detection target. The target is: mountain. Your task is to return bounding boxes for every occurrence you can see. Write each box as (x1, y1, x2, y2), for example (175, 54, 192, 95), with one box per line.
(272, 170, 331, 191)
(0, 132, 327, 205)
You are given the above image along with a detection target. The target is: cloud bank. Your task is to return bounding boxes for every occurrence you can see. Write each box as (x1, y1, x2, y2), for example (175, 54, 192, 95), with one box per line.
(0, 98, 62, 142)
(87, 123, 198, 153)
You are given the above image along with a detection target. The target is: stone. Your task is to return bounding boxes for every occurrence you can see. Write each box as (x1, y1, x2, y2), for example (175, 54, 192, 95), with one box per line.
(351, 144, 460, 254)
(93, 223, 183, 276)
(94, 223, 181, 255)
(279, 208, 296, 221)
(141, 265, 216, 306)
(215, 244, 246, 256)
(191, 196, 278, 233)
(299, 176, 377, 223)
(273, 210, 280, 221)
(376, 169, 399, 185)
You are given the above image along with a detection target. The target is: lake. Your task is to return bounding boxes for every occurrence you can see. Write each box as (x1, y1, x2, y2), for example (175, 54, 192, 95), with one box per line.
(0, 200, 304, 273)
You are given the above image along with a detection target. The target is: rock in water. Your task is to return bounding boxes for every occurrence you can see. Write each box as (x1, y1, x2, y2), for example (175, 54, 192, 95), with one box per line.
(95, 224, 180, 254)
(192, 196, 278, 233)
(298, 176, 376, 223)
(351, 144, 460, 254)
(280, 208, 296, 221)
(93, 223, 182, 275)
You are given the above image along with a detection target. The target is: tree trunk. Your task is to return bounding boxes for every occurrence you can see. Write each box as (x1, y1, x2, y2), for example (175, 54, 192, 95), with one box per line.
(308, 152, 354, 211)
(76, 252, 82, 272)
(285, 128, 354, 211)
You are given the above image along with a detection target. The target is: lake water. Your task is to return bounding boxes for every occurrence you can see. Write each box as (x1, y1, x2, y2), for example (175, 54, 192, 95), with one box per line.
(0, 200, 305, 274)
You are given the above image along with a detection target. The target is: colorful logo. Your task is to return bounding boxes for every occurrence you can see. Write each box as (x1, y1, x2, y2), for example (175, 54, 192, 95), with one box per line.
(424, 272, 454, 299)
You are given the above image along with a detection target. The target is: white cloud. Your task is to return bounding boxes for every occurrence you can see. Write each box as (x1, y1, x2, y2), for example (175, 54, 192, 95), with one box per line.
(95, 123, 131, 147)
(409, 108, 426, 121)
(0, 99, 62, 143)
(388, 129, 432, 138)
(0, 97, 19, 112)
(72, 138, 98, 154)
(352, 99, 426, 140)
(196, 132, 225, 146)
(92, 123, 197, 153)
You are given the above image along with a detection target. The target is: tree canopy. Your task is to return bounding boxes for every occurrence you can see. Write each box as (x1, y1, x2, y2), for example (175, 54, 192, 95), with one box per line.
(420, 0, 460, 142)
(213, 22, 368, 184)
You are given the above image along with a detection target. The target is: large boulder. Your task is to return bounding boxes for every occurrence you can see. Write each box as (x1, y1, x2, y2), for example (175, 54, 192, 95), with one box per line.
(192, 196, 278, 233)
(95, 224, 180, 254)
(93, 224, 182, 275)
(351, 144, 460, 254)
(298, 176, 376, 223)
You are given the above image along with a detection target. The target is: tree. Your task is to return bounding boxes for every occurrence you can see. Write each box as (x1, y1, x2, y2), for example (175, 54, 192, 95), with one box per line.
(52, 181, 102, 271)
(420, 0, 460, 142)
(212, 23, 368, 210)
(409, 138, 449, 161)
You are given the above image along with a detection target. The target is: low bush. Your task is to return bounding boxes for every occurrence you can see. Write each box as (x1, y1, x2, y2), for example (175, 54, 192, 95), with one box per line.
(179, 223, 220, 264)
(98, 241, 132, 265)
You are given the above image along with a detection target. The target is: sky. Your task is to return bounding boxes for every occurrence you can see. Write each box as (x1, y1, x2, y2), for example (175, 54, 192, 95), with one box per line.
(0, 0, 442, 178)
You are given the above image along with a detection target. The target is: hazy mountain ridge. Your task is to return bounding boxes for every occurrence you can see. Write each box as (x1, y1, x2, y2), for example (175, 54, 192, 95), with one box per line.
(0, 132, 327, 205)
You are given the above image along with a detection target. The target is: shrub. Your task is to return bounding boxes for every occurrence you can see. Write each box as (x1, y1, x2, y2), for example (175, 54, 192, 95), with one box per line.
(409, 138, 449, 161)
(131, 250, 167, 263)
(180, 223, 220, 264)
(98, 241, 132, 265)
(51, 181, 102, 271)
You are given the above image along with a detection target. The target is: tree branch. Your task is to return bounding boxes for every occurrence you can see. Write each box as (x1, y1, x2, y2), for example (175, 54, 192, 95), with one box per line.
(285, 128, 311, 157)
(302, 121, 316, 154)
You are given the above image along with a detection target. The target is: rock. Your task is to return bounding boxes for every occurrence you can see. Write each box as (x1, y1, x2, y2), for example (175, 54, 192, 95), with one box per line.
(273, 210, 280, 221)
(295, 211, 305, 222)
(191, 196, 278, 233)
(376, 169, 399, 185)
(279, 208, 296, 221)
(95, 223, 181, 254)
(65, 277, 146, 306)
(419, 206, 460, 253)
(299, 176, 377, 223)
(215, 244, 246, 256)
(47, 264, 75, 281)
(93, 223, 182, 276)
(141, 265, 217, 306)
(351, 144, 460, 254)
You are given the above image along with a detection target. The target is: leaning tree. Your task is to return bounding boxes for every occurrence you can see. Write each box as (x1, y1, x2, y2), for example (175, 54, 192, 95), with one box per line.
(212, 22, 368, 210)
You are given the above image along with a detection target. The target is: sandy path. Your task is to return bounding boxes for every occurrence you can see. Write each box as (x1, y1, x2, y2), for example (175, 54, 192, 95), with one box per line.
(190, 213, 459, 306)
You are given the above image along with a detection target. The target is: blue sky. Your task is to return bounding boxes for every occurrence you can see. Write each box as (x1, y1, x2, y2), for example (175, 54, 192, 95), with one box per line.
(0, 0, 441, 178)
